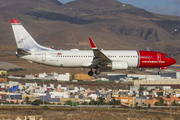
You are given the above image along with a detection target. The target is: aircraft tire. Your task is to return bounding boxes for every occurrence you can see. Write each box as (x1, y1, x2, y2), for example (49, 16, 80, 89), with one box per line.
(95, 69, 101, 75)
(88, 71, 94, 76)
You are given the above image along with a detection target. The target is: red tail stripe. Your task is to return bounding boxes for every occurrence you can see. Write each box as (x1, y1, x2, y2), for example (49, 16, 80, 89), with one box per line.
(10, 19, 20, 24)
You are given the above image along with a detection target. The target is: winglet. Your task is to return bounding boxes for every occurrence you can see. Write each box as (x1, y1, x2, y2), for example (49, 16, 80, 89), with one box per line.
(10, 19, 20, 24)
(89, 38, 97, 50)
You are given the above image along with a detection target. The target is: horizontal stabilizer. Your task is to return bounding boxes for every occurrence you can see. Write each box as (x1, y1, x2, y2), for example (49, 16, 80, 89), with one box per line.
(3, 51, 16, 54)
(17, 48, 31, 55)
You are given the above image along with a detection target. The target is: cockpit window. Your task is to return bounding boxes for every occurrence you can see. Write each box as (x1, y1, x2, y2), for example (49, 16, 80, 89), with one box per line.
(165, 56, 169, 58)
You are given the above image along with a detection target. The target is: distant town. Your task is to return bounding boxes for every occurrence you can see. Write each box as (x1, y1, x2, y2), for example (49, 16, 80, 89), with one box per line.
(0, 69, 180, 107)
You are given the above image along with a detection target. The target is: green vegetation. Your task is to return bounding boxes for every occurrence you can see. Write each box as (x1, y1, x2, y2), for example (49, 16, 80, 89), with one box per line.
(139, 87, 146, 92)
(81, 101, 88, 105)
(97, 97, 105, 105)
(7, 68, 24, 72)
(25, 97, 30, 104)
(16, 100, 19, 104)
(32, 99, 49, 105)
(72, 103, 78, 106)
(29, 98, 120, 106)
(109, 98, 121, 105)
(65, 100, 72, 105)
(172, 101, 180, 106)
(89, 98, 121, 105)
(89, 99, 97, 105)
(155, 86, 163, 90)
(10, 101, 14, 104)
(154, 98, 168, 106)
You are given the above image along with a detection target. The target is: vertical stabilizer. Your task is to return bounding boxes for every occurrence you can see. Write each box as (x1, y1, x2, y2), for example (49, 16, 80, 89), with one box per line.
(11, 19, 51, 52)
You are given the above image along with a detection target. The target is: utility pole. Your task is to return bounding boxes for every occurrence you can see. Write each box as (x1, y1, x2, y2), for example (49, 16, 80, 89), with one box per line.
(126, 80, 128, 105)
(43, 80, 44, 105)
(146, 74, 147, 106)
(141, 93, 142, 106)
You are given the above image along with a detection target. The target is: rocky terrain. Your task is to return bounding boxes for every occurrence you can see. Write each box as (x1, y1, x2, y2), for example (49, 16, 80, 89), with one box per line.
(0, 0, 180, 75)
(0, 107, 180, 120)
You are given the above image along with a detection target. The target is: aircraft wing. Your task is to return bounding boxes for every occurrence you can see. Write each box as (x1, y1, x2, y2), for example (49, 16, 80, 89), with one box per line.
(89, 38, 111, 67)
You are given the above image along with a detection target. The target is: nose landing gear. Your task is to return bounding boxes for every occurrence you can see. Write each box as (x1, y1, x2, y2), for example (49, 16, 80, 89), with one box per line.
(158, 71, 162, 75)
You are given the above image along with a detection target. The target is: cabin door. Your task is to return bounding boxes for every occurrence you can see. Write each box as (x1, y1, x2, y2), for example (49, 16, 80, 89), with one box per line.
(42, 53, 46, 61)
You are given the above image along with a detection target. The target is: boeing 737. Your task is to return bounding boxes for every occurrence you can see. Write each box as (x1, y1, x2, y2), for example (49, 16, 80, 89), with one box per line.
(10, 19, 176, 76)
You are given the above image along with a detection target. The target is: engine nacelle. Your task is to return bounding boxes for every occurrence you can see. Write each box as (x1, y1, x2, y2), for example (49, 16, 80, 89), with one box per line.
(107, 61, 128, 70)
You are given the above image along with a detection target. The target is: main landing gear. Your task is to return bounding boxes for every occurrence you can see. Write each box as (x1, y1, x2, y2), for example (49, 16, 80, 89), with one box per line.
(88, 68, 101, 76)
(88, 70, 94, 76)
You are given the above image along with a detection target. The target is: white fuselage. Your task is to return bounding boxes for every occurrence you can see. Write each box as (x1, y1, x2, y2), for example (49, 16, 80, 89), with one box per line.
(10, 19, 177, 76)
(20, 49, 139, 68)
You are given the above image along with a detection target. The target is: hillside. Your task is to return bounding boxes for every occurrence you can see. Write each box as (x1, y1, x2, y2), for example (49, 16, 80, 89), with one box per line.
(0, 0, 62, 14)
(0, 0, 180, 74)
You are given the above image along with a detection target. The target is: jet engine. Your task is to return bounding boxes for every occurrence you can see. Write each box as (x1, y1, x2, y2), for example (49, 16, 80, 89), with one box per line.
(107, 61, 128, 70)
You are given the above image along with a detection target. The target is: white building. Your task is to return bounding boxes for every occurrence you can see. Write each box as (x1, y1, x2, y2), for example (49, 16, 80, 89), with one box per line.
(51, 72, 59, 79)
(25, 74, 34, 79)
(25, 83, 37, 87)
(61, 86, 68, 91)
(39, 73, 47, 78)
(98, 78, 109, 81)
(7, 81, 19, 87)
(128, 74, 161, 80)
(57, 73, 70, 81)
(176, 72, 180, 79)
(88, 93, 98, 100)
(50, 92, 69, 98)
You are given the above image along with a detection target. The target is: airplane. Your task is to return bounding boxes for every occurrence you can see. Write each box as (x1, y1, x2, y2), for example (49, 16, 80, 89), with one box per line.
(10, 19, 176, 76)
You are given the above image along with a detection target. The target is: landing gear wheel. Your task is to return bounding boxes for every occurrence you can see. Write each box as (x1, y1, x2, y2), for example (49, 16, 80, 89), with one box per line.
(95, 69, 101, 75)
(88, 71, 94, 76)
(158, 71, 162, 75)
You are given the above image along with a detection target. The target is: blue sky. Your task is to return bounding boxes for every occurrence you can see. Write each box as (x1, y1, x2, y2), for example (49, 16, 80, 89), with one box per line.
(58, 0, 180, 16)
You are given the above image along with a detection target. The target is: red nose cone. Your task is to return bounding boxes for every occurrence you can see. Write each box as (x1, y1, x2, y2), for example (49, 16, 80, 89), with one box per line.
(172, 58, 176, 65)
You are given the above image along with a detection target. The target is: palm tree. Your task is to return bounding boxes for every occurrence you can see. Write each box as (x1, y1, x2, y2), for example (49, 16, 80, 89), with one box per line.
(97, 97, 105, 105)
(25, 97, 30, 104)
(89, 99, 97, 105)
(139, 87, 145, 92)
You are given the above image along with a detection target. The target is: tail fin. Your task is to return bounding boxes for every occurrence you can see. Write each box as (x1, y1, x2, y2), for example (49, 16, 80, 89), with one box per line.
(10, 19, 51, 52)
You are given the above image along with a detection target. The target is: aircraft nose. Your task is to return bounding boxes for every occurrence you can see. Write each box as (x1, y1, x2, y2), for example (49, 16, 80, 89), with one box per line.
(171, 58, 176, 65)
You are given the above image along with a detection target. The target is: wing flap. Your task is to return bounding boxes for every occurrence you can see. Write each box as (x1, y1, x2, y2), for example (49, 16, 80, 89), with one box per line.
(89, 38, 111, 67)
(93, 49, 111, 63)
